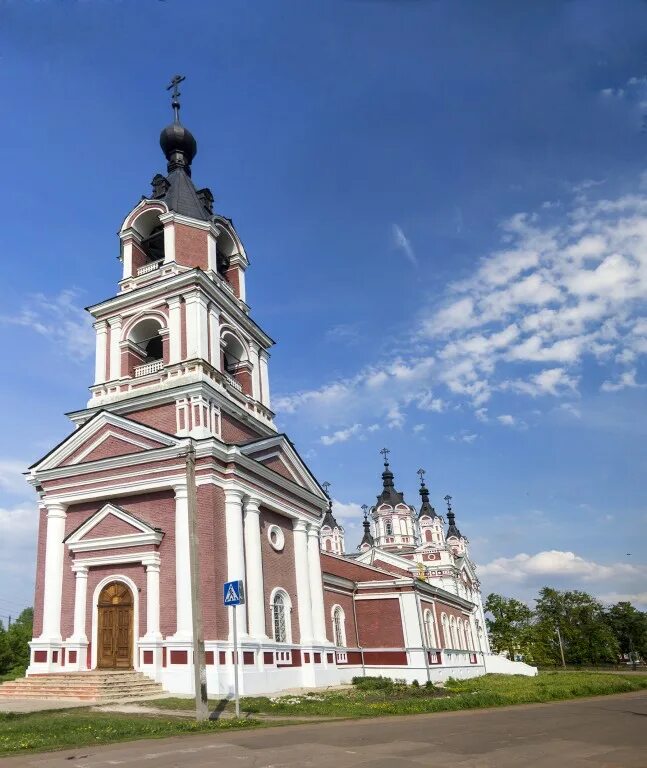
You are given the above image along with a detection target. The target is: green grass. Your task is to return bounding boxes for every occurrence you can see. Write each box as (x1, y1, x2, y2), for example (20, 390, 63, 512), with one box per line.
(148, 671, 647, 719)
(0, 710, 262, 757)
(0, 666, 27, 684)
(4, 672, 646, 757)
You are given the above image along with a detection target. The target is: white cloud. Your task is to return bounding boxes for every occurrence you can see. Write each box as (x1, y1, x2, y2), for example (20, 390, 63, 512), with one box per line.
(480, 549, 647, 609)
(330, 499, 363, 523)
(276, 185, 647, 431)
(0, 289, 94, 361)
(0, 460, 30, 496)
(0, 503, 39, 613)
(497, 414, 515, 426)
(391, 223, 417, 266)
(320, 423, 362, 446)
(413, 423, 425, 433)
(449, 431, 478, 444)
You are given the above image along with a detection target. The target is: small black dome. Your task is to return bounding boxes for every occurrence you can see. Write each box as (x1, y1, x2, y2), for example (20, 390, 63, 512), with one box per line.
(160, 122, 197, 164)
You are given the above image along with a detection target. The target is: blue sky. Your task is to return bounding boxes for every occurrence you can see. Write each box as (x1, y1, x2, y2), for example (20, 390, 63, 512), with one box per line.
(0, 1, 646, 622)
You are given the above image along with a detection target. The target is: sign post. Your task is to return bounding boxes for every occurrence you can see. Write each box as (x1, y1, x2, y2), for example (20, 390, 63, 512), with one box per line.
(223, 580, 245, 718)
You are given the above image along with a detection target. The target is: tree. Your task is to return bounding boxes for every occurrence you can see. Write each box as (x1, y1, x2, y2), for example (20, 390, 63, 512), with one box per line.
(605, 602, 647, 661)
(485, 593, 534, 660)
(534, 588, 618, 665)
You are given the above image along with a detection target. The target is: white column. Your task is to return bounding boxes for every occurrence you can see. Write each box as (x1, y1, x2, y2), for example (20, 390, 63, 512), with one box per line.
(121, 238, 133, 279)
(108, 317, 122, 380)
(207, 231, 218, 273)
(71, 564, 88, 642)
(225, 488, 247, 638)
(173, 486, 193, 640)
(208, 306, 221, 370)
(243, 498, 266, 639)
(185, 292, 209, 361)
(93, 321, 108, 384)
(162, 219, 176, 263)
(248, 342, 261, 401)
(167, 296, 182, 364)
(144, 558, 162, 639)
(307, 524, 327, 643)
(39, 502, 67, 641)
(259, 350, 271, 408)
(292, 519, 313, 644)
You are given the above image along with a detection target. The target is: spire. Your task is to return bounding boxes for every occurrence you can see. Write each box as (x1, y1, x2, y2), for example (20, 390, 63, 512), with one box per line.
(444, 494, 462, 538)
(153, 75, 213, 221)
(375, 448, 404, 506)
(359, 504, 374, 548)
(417, 468, 439, 518)
(159, 74, 198, 177)
(321, 481, 339, 529)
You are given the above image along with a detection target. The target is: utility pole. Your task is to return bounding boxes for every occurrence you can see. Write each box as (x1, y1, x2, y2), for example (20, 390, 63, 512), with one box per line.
(556, 625, 566, 668)
(186, 440, 209, 721)
(629, 636, 637, 672)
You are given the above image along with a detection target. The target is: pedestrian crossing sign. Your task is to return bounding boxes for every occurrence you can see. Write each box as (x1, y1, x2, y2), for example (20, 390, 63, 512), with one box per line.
(223, 580, 245, 606)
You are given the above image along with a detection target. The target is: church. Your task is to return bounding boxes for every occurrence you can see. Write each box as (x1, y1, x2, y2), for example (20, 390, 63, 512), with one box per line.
(23, 83, 534, 695)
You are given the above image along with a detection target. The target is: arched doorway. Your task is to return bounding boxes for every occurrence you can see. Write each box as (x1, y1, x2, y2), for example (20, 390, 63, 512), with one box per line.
(97, 581, 134, 669)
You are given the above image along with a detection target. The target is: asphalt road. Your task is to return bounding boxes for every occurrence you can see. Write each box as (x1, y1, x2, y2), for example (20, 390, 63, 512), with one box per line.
(5, 691, 647, 768)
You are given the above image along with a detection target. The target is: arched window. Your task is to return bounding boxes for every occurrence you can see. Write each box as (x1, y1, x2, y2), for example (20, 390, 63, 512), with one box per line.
(132, 208, 166, 265)
(441, 613, 449, 648)
(385, 519, 393, 536)
(458, 620, 467, 650)
(126, 317, 165, 376)
(465, 620, 474, 650)
(220, 329, 252, 395)
(325, 539, 332, 552)
(425, 529, 433, 542)
(332, 605, 346, 647)
(450, 616, 458, 649)
(423, 609, 435, 647)
(271, 589, 291, 643)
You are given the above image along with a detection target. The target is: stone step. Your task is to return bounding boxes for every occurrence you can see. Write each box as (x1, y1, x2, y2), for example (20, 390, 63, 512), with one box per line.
(0, 671, 164, 702)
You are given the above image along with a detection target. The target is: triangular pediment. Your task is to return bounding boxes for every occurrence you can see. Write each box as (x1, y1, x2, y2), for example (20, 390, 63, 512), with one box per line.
(31, 410, 180, 472)
(240, 434, 324, 497)
(65, 503, 163, 553)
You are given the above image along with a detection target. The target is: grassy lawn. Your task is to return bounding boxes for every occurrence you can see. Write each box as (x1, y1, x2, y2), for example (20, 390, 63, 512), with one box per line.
(150, 671, 647, 718)
(0, 710, 262, 757)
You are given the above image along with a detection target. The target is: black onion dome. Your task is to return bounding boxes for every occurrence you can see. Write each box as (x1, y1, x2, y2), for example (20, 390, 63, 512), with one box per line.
(160, 122, 197, 165)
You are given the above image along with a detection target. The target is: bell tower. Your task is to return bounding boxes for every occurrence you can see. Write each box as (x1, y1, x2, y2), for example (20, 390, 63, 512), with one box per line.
(76, 77, 275, 441)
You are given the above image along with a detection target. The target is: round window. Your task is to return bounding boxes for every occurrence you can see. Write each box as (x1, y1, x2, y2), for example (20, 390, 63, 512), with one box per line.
(267, 524, 285, 551)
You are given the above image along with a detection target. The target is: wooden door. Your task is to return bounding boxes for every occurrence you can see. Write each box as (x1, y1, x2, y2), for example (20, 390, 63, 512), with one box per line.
(97, 582, 134, 669)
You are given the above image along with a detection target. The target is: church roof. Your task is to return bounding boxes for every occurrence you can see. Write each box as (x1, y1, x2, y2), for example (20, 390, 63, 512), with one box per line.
(154, 167, 212, 221)
(417, 473, 440, 519)
(374, 453, 405, 507)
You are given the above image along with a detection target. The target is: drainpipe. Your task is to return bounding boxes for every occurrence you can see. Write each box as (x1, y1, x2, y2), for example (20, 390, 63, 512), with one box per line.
(351, 582, 366, 678)
(415, 590, 432, 684)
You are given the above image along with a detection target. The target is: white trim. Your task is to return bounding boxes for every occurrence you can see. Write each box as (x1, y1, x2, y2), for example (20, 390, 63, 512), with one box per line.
(75, 551, 161, 569)
(267, 524, 285, 552)
(71, 430, 157, 465)
(91, 574, 140, 671)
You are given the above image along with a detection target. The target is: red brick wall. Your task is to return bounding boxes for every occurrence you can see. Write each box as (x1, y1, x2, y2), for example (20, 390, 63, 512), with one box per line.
(355, 597, 404, 648)
(196, 484, 228, 639)
(260, 508, 299, 642)
(62, 491, 176, 640)
(323, 587, 357, 646)
(221, 413, 262, 444)
(262, 456, 295, 482)
(175, 224, 208, 270)
(32, 507, 47, 637)
(131, 241, 148, 273)
(80, 436, 147, 464)
(80, 514, 141, 539)
(128, 403, 177, 435)
(61, 425, 164, 466)
(372, 559, 413, 578)
(223, 266, 240, 297)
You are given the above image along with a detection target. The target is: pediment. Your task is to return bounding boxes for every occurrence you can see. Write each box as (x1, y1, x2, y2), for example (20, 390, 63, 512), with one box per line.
(241, 434, 323, 497)
(31, 410, 180, 472)
(65, 503, 163, 553)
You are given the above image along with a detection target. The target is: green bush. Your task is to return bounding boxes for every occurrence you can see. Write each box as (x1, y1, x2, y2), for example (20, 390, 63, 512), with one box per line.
(411, 679, 420, 688)
(352, 676, 394, 690)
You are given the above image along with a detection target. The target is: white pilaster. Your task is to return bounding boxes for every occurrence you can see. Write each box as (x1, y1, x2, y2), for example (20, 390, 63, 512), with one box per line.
(208, 306, 221, 370)
(243, 498, 266, 639)
(121, 239, 133, 279)
(307, 524, 327, 643)
(163, 219, 175, 263)
(167, 296, 182, 364)
(185, 292, 209, 361)
(39, 502, 67, 642)
(248, 342, 261, 401)
(224, 488, 247, 638)
(70, 564, 88, 642)
(108, 317, 122, 380)
(93, 321, 108, 384)
(172, 486, 193, 640)
(292, 519, 313, 644)
(207, 231, 218, 273)
(259, 350, 271, 408)
(144, 557, 162, 639)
